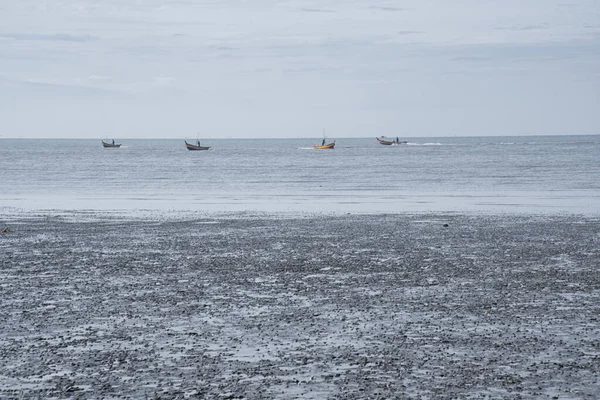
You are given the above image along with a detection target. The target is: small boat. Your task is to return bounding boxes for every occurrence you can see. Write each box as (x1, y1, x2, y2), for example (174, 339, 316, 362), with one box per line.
(313, 129, 336, 149)
(376, 137, 407, 145)
(313, 141, 335, 149)
(185, 140, 211, 151)
(102, 140, 121, 148)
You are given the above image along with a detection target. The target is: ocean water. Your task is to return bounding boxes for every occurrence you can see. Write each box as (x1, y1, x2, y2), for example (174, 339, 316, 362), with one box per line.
(1, 136, 598, 215)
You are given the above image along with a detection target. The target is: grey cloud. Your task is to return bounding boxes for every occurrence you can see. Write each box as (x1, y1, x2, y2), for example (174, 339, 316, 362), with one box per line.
(369, 6, 411, 12)
(495, 24, 549, 31)
(558, 3, 581, 8)
(3, 77, 123, 97)
(0, 33, 97, 42)
(450, 56, 492, 62)
(300, 8, 334, 13)
(1, 0, 598, 138)
(444, 39, 600, 68)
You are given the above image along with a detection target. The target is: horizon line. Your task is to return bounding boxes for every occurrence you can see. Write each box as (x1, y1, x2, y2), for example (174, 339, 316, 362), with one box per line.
(1, 133, 598, 140)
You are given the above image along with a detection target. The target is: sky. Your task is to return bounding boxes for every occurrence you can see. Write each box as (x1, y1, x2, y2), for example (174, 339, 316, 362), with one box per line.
(1, 0, 599, 138)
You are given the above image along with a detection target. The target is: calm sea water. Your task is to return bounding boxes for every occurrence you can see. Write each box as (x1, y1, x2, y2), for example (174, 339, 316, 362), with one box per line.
(1, 136, 598, 215)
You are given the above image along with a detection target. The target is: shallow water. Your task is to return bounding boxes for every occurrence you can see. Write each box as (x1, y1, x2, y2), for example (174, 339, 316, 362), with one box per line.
(1, 135, 598, 214)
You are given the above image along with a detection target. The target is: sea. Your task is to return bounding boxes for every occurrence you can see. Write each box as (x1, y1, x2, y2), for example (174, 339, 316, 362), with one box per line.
(1, 135, 598, 215)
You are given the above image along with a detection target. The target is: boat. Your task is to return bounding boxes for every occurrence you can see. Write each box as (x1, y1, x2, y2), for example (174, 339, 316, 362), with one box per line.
(376, 137, 407, 145)
(185, 140, 211, 151)
(313, 129, 336, 149)
(102, 140, 121, 148)
(313, 141, 335, 149)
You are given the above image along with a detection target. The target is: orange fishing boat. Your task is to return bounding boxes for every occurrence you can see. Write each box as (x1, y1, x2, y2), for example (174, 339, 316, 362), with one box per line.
(313, 141, 335, 149)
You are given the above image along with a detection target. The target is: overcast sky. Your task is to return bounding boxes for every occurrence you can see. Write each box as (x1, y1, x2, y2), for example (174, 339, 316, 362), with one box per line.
(1, 0, 599, 138)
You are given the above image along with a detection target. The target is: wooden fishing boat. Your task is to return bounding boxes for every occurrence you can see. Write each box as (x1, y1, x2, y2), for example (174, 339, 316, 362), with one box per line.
(102, 140, 121, 148)
(313, 141, 335, 149)
(185, 140, 211, 151)
(376, 137, 407, 145)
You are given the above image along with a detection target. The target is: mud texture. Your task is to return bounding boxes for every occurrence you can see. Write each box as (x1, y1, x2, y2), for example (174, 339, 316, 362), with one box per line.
(1, 213, 599, 399)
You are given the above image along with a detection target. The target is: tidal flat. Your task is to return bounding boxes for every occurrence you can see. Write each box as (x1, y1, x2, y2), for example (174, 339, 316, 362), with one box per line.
(1, 213, 599, 399)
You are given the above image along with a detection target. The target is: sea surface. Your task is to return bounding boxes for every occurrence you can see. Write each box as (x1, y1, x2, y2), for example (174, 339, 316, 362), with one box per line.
(1, 136, 598, 215)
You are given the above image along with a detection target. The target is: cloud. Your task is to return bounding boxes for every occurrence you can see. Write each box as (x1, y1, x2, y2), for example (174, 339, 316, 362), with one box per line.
(495, 24, 549, 31)
(1, 0, 599, 138)
(300, 8, 334, 13)
(88, 75, 111, 82)
(368, 6, 411, 12)
(0, 33, 96, 42)
(1, 76, 123, 98)
(446, 39, 600, 65)
(153, 76, 176, 86)
(450, 56, 492, 62)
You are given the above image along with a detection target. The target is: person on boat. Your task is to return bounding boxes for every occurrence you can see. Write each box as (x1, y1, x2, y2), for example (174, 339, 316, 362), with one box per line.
(322, 139, 326, 146)
(197, 140, 201, 146)
(112, 139, 115, 145)
(395, 137, 399, 143)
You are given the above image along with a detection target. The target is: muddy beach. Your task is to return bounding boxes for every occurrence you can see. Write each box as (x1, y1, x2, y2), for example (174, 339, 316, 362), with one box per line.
(1, 213, 599, 399)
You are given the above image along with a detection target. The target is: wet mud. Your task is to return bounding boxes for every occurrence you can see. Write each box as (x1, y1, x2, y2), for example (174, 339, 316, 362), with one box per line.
(1, 213, 599, 399)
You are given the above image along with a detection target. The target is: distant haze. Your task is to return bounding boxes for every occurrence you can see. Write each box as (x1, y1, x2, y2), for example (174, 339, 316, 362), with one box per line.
(1, 1, 599, 138)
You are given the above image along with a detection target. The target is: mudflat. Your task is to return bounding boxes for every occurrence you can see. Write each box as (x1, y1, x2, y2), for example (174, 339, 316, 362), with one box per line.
(1, 213, 599, 399)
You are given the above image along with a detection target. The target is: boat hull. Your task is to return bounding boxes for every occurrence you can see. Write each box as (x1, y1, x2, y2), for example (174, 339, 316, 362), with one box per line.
(102, 140, 121, 148)
(185, 141, 211, 151)
(376, 137, 407, 145)
(313, 142, 335, 149)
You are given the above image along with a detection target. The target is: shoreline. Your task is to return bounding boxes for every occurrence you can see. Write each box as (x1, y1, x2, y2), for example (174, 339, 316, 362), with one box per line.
(2, 207, 599, 222)
(1, 213, 599, 398)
